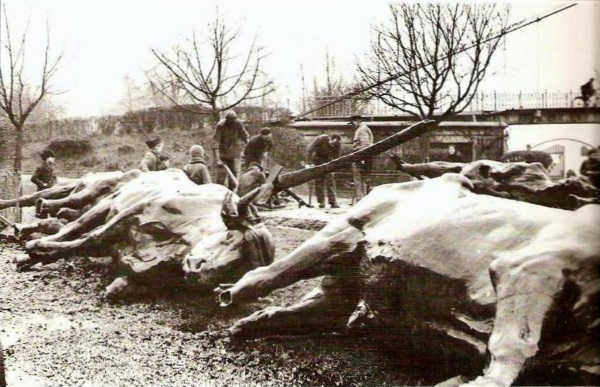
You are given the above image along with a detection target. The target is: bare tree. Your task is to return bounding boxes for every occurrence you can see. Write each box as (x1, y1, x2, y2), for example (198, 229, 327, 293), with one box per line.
(147, 11, 274, 122)
(308, 49, 367, 117)
(0, 5, 63, 171)
(356, 4, 510, 119)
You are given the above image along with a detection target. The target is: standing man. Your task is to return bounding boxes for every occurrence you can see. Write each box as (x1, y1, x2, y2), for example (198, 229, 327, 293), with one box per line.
(213, 110, 249, 190)
(306, 133, 342, 208)
(242, 128, 274, 171)
(580, 148, 600, 188)
(349, 114, 374, 202)
(140, 137, 168, 172)
(31, 149, 58, 218)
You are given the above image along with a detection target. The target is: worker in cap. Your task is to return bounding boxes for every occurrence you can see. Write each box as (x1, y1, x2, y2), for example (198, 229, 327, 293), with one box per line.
(140, 137, 167, 172)
(212, 110, 249, 190)
(183, 144, 211, 185)
(242, 127, 274, 171)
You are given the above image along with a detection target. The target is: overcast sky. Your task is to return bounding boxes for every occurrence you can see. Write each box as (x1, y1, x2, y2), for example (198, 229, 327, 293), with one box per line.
(1, 0, 599, 117)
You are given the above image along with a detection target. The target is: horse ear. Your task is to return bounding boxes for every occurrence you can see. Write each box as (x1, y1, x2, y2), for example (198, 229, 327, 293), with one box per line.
(221, 192, 238, 229)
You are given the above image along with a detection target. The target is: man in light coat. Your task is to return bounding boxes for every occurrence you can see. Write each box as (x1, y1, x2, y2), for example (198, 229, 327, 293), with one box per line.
(349, 115, 374, 202)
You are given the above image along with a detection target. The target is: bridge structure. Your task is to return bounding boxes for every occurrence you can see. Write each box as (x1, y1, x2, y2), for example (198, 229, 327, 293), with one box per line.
(303, 106, 600, 126)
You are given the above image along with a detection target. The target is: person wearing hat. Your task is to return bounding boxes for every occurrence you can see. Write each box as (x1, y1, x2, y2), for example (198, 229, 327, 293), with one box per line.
(213, 110, 249, 190)
(31, 149, 58, 218)
(349, 114, 374, 202)
(242, 127, 274, 171)
(182, 145, 211, 185)
(140, 137, 168, 172)
(306, 133, 342, 208)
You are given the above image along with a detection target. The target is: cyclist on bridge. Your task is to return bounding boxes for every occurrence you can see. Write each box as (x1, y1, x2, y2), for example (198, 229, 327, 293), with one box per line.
(580, 78, 595, 107)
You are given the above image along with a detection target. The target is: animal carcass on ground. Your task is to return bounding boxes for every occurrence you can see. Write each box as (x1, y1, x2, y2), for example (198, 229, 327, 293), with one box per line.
(210, 174, 599, 386)
(389, 155, 599, 210)
(16, 169, 274, 297)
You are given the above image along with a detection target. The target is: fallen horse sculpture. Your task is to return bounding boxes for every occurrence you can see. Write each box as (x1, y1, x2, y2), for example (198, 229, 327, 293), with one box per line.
(390, 155, 599, 210)
(212, 174, 599, 386)
(15, 169, 274, 297)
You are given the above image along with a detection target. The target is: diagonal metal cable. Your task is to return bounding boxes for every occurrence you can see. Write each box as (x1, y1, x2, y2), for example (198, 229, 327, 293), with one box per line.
(295, 3, 577, 120)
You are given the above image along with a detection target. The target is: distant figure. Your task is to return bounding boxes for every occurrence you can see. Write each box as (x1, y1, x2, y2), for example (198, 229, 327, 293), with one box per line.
(565, 169, 577, 179)
(349, 114, 374, 202)
(183, 145, 211, 185)
(31, 150, 57, 191)
(306, 133, 342, 208)
(213, 110, 250, 190)
(580, 78, 595, 107)
(446, 144, 465, 163)
(242, 128, 273, 170)
(580, 148, 600, 188)
(31, 149, 58, 218)
(140, 137, 168, 172)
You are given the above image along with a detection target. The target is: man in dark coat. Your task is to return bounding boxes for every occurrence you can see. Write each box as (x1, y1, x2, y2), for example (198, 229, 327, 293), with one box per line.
(306, 133, 342, 208)
(213, 110, 250, 190)
(242, 128, 273, 170)
(140, 137, 168, 172)
(446, 144, 465, 163)
(31, 149, 58, 218)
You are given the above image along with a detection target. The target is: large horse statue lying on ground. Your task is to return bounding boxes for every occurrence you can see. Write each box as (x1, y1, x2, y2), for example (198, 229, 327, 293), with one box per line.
(13, 169, 274, 297)
(389, 155, 599, 210)
(209, 174, 599, 386)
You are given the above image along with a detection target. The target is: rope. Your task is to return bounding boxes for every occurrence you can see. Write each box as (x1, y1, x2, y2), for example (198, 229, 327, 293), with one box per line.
(295, 4, 577, 120)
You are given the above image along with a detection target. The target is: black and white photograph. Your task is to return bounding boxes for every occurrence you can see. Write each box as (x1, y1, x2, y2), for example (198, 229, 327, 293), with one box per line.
(0, 0, 599, 385)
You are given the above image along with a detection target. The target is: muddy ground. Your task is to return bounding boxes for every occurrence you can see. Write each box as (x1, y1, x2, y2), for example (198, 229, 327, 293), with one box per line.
(0, 207, 424, 387)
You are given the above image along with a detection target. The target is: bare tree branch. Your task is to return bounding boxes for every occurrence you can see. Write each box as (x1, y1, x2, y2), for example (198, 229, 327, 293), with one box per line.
(0, 5, 64, 171)
(356, 4, 510, 119)
(147, 10, 274, 122)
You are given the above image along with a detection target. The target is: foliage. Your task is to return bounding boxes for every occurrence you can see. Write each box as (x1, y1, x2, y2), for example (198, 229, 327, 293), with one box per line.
(117, 145, 136, 155)
(47, 139, 93, 158)
(79, 155, 102, 168)
(269, 127, 307, 170)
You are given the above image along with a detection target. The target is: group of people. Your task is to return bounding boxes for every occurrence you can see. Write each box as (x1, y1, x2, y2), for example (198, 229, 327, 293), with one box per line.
(30, 110, 274, 217)
(31, 111, 378, 217)
(139, 110, 274, 191)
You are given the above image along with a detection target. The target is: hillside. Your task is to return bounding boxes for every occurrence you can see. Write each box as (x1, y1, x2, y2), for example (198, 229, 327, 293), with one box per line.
(19, 126, 306, 181)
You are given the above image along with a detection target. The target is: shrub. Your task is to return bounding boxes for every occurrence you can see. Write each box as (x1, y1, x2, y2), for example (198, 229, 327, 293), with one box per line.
(105, 161, 120, 171)
(47, 139, 93, 158)
(79, 155, 102, 168)
(117, 145, 136, 155)
(270, 127, 307, 169)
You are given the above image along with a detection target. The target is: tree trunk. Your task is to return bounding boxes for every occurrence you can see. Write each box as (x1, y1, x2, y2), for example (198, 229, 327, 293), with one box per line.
(211, 100, 220, 123)
(13, 125, 23, 172)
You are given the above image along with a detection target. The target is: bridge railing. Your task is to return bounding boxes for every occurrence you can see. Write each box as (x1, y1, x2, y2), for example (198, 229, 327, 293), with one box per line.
(310, 90, 583, 117)
(465, 90, 579, 111)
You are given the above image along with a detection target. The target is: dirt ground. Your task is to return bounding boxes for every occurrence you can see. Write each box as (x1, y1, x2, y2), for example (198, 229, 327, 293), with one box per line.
(0, 206, 422, 387)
